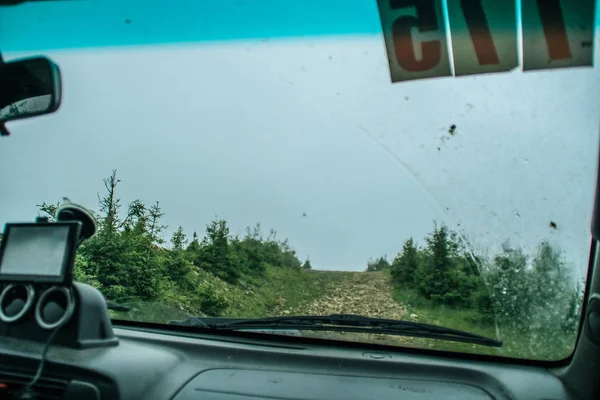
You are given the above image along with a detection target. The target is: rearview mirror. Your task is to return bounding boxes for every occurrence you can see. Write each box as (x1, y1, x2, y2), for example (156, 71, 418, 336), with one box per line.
(0, 56, 62, 135)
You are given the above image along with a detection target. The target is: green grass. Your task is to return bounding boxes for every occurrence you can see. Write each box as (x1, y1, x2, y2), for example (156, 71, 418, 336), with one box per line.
(110, 268, 577, 362)
(391, 286, 577, 361)
(391, 287, 501, 355)
(223, 267, 353, 318)
(111, 266, 352, 323)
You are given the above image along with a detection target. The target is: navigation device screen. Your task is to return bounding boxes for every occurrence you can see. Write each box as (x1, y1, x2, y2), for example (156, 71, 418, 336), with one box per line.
(0, 225, 70, 277)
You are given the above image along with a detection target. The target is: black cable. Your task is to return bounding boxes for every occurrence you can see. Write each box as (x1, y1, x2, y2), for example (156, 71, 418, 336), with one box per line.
(16, 324, 63, 400)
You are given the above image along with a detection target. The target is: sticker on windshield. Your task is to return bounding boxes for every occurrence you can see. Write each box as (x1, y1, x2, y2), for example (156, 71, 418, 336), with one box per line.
(376, 0, 452, 82)
(522, 0, 596, 71)
(376, 0, 596, 82)
(446, 0, 518, 76)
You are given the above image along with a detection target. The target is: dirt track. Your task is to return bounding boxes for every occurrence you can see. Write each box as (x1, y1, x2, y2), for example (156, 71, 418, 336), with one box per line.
(296, 272, 416, 345)
(300, 272, 408, 320)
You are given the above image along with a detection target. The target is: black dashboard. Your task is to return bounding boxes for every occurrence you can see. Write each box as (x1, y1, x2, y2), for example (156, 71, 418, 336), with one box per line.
(0, 323, 575, 400)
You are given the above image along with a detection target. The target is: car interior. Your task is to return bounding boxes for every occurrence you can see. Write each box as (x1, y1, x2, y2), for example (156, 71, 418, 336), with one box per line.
(1, 0, 600, 399)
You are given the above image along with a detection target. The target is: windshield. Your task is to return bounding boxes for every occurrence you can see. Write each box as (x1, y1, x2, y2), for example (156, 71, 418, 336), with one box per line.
(1, 0, 598, 362)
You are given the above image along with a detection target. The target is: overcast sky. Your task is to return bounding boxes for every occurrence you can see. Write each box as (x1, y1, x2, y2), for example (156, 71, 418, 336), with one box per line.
(1, 1, 599, 275)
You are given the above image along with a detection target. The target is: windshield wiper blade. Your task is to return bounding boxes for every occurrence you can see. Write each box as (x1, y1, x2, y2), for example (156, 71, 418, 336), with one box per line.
(170, 314, 502, 348)
(106, 301, 131, 312)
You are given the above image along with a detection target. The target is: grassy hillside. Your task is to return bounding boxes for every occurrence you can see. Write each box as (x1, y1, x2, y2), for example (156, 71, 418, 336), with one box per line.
(111, 266, 352, 322)
(391, 282, 578, 360)
(110, 265, 577, 361)
(222, 267, 353, 318)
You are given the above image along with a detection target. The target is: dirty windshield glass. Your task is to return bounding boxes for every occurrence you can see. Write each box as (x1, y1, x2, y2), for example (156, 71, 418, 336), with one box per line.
(0, 0, 598, 361)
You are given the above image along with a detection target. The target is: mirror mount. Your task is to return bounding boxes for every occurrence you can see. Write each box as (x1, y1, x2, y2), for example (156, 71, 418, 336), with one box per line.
(0, 52, 62, 137)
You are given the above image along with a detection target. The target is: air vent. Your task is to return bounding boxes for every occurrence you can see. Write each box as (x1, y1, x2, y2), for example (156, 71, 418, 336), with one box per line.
(0, 284, 35, 323)
(35, 286, 75, 330)
(0, 369, 67, 400)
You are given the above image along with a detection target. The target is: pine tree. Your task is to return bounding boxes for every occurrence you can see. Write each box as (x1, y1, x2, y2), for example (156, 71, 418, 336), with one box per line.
(529, 241, 573, 331)
(98, 170, 121, 234)
(486, 242, 531, 328)
(187, 232, 201, 253)
(365, 256, 390, 272)
(171, 226, 187, 250)
(239, 224, 266, 274)
(391, 238, 419, 285)
(147, 201, 168, 245)
(302, 258, 312, 270)
(121, 199, 146, 229)
(416, 224, 453, 302)
(198, 219, 239, 283)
